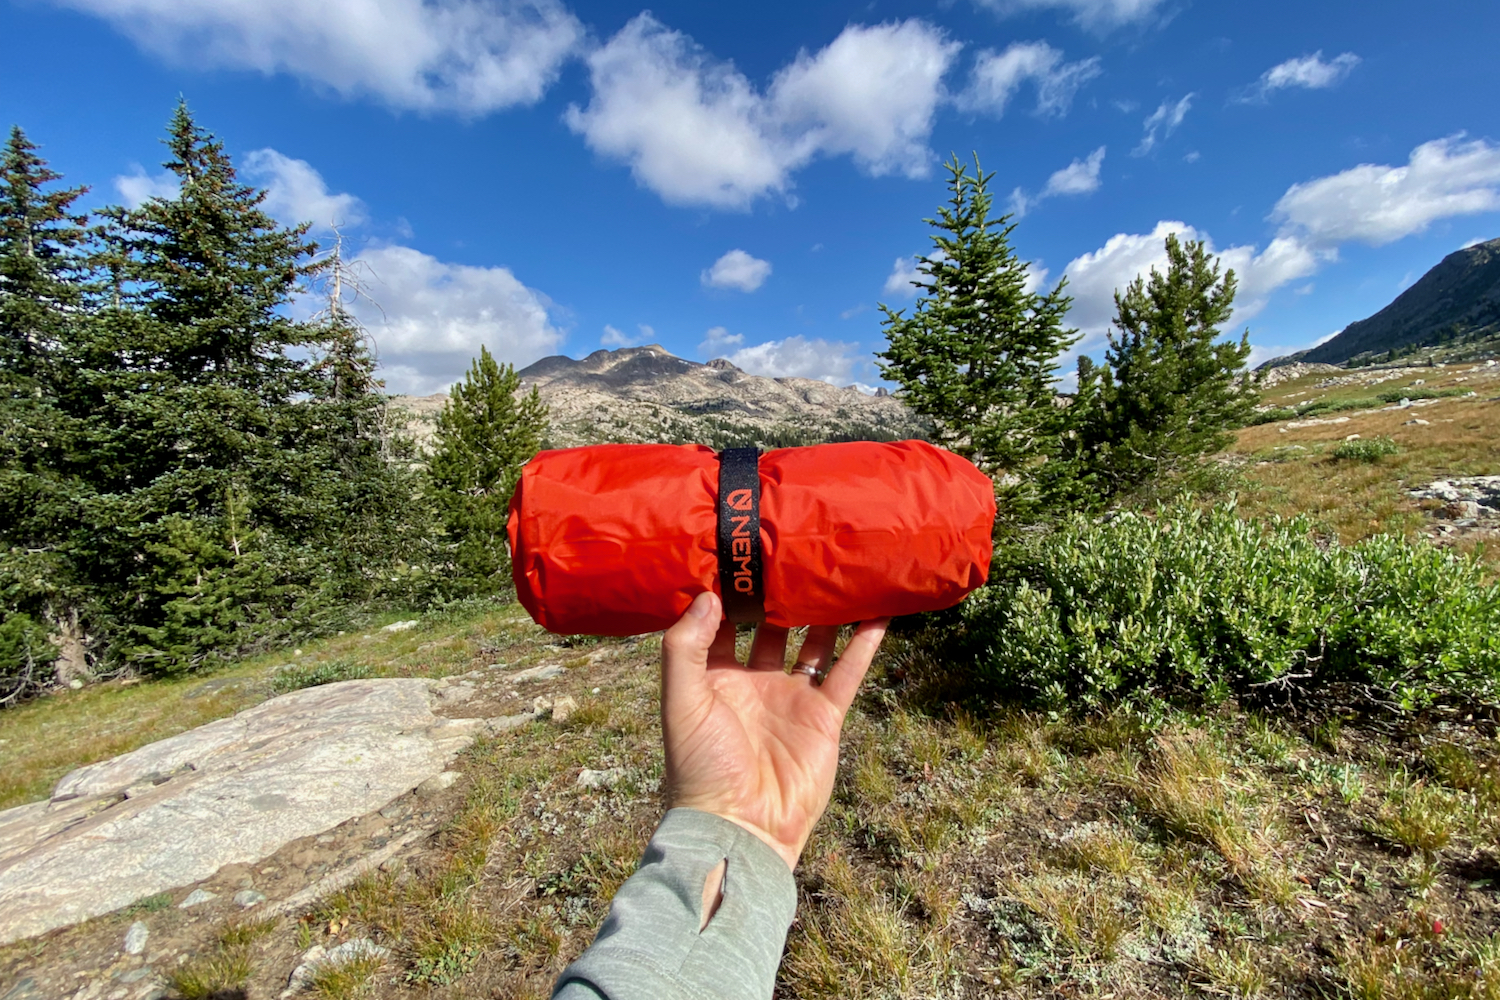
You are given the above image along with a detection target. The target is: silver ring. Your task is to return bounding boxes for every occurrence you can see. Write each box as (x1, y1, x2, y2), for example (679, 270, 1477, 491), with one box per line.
(790, 663, 818, 679)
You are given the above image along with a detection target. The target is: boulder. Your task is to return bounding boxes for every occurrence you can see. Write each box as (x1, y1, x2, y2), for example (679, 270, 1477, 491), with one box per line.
(0, 679, 482, 945)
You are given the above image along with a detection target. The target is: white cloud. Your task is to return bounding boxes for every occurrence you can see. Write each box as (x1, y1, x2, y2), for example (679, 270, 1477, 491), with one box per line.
(52, 0, 583, 114)
(723, 335, 864, 385)
(114, 166, 178, 208)
(351, 244, 563, 394)
(959, 42, 1100, 118)
(1011, 146, 1106, 217)
(564, 14, 959, 209)
(884, 257, 923, 297)
(702, 249, 772, 291)
(1255, 51, 1360, 97)
(1061, 220, 1324, 339)
(243, 149, 366, 231)
(1271, 135, 1500, 247)
(973, 0, 1168, 31)
(601, 323, 654, 347)
(1133, 94, 1192, 156)
(698, 325, 745, 357)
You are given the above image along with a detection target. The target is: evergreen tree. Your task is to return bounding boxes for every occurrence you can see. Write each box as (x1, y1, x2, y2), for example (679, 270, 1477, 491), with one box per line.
(428, 346, 548, 596)
(1071, 233, 1255, 497)
(877, 155, 1078, 492)
(0, 126, 90, 696)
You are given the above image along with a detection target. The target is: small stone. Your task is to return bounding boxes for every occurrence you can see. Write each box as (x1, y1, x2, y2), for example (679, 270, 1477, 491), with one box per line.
(415, 771, 461, 798)
(532, 695, 553, 716)
(576, 767, 626, 790)
(285, 945, 327, 994)
(117, 968, 152, 985)
(482, 712, 538, 735)
(1, 977, 40, 1000)
(1404, 418, 1429, 425)
(325, 938, 390, 964)
(1344, 433, 1360, 441)
(377, 801, 409, 820)
(177, 889, 216, 909)
(123, 920, 149, 955)
(437, 685, 475, 704)
(293, 649, 303, 656)
(69, 679, 84, 690)
(232, 889, 266, 909)
(511, 663, 564, 683)
(591, 687, 601, 694)
(551, 695, 579, 723)
(381, 620, 420, 633)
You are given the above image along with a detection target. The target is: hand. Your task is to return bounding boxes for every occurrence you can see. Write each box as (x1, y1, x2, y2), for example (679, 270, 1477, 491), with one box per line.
(660, 591, 888, 871)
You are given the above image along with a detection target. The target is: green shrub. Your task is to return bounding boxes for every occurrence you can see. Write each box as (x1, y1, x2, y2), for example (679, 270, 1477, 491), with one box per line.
(1375, 388, 1467, 403)
(0, 612, 58, 705)
(957, 505, 1500, 711)
(271, 657, 372, 695)
(1332, 436, 1401, 462)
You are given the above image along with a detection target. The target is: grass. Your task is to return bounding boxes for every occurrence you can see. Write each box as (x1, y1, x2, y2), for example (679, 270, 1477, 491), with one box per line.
(1230, 363, 1500, 562)
(0, 602, 525, 809)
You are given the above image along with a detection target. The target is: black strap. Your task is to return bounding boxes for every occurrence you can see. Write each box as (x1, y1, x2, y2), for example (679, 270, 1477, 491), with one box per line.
(716, 448, 765, 624)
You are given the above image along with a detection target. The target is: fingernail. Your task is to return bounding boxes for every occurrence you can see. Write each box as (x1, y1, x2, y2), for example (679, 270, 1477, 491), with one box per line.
(687, 592, 715, 619)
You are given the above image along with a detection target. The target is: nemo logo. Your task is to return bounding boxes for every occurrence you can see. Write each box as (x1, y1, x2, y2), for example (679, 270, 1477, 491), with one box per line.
(729, 512, 756, 595)
(726, 489, 753, 511)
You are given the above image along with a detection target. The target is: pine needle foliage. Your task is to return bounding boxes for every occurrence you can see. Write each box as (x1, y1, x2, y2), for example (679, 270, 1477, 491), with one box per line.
(1069, 234, 1257, 499)
(877, 154, 1078, 499)
(428, 346, 548, 597)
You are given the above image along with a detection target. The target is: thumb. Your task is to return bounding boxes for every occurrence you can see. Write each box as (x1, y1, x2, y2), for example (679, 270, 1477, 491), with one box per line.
(661, 591, 721, 705)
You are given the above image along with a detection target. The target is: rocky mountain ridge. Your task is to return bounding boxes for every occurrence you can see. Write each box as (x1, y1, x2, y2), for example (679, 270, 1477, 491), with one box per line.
(1265, 237, 1500, 368)
(393, 344, 927, 450)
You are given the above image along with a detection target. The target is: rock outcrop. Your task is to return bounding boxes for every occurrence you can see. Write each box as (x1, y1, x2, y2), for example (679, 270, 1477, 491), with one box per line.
(392, 344, 928, 451)
(0, 679, 482, 945)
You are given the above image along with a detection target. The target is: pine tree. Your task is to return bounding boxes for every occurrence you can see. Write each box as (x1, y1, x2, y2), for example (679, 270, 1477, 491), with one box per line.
(0, 126, 90, 696)
(1072, 233, 1255, 497)
(428, 346, 548, 596)
(76, 102, 340, 672)
(877, 155, 1078, 490)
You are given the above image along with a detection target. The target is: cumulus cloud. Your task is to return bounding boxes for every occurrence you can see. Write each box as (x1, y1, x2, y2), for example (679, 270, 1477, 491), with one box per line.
(565, 14, 960, 209)
(1061, 220, 1325, 340)
(883, 257, 924, 298)
(50, 0, 583, 114)
(351, 245, 563, 394)
(972, 0, 1168, 31)
(1271, 135, 1500, 247)
(1239, 51, 1360, 102)
(601, 323, 655, 347)
(1133, 95, 1192, 156)
(959, 42, 1100, 118)
(702, 249, 772, 291)
(114, 166, 178, 208)
(722, 335, 864, 385)
(243, 149, 367, 231)
(1010, 146, 1105, 216)
(698, 325, 746, 356)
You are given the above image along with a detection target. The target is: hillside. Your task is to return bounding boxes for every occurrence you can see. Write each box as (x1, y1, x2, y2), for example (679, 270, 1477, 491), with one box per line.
(1269, 237, 1500, 367)
(391, 345, 928, 451)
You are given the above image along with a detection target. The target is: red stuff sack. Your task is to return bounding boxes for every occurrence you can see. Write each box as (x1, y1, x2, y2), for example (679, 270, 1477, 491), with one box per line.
(507, 440, 995, 635)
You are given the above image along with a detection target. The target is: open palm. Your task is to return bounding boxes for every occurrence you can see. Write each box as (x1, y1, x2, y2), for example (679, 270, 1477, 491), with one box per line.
(661, 592, 888, 871)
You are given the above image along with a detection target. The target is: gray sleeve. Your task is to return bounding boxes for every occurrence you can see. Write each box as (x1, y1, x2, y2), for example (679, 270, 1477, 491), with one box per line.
(551, 808, 798, 1000)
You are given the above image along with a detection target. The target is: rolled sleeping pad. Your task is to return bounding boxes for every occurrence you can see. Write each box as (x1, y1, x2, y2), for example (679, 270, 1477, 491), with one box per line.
(507, 439, 996, 635)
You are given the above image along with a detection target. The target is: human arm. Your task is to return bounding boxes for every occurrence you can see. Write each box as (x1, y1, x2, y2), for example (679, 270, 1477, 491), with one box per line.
(552, 592, 888, 1000)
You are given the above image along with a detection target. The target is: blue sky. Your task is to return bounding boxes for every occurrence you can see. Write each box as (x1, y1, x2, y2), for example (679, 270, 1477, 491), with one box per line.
(3, 0, 1498, 393)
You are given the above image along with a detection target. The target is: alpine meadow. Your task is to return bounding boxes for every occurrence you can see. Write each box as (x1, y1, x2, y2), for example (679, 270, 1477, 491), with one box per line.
(3, 2, 1500, 997)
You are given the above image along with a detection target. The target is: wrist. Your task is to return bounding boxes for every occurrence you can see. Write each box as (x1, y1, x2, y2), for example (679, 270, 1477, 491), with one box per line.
(668, 800, 803, 872)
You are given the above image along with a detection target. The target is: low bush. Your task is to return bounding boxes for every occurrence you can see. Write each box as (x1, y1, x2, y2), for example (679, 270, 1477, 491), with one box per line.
(956, 505, 1500, 710)
(1332, 436, 1401, 462)
(271, 657, 372, 695)
(1375, 387, 1468, 403)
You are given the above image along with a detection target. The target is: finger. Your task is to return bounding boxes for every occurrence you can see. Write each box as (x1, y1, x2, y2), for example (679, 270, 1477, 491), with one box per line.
(746, 623, 790, 671)
(706, 617, 738, 668)
(817, 618, 889, 715)
(792, 625, 840, 679)
(661, 592, 722, 708)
